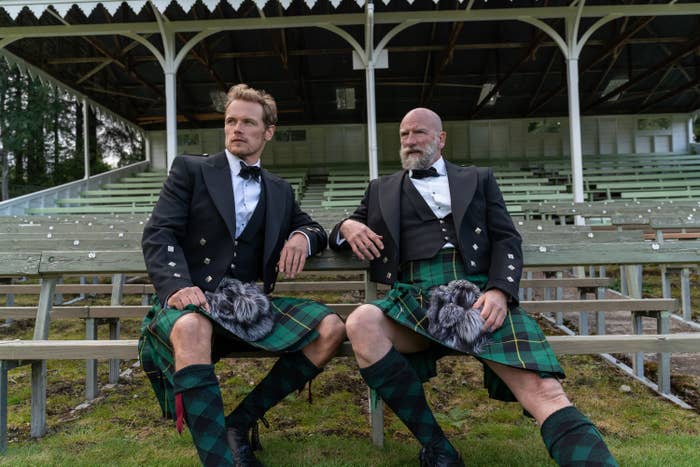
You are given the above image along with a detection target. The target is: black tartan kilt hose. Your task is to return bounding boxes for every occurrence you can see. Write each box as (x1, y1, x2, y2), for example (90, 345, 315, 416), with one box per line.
(371, 248, 565, 402)
(138, 294, 334, 419)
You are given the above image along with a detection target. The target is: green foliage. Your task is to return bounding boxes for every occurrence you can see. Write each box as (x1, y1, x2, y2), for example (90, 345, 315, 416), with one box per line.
(0, 59, 145, 200)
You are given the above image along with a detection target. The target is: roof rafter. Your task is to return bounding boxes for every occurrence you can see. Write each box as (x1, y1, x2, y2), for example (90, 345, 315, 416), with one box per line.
(584, 32, 700, 111)
(529, 15, 655, 116)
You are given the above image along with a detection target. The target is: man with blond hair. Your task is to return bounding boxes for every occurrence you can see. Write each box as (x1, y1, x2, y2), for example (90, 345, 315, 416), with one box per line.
(140, 84, 345, 466)
(331, 107, 617, 466)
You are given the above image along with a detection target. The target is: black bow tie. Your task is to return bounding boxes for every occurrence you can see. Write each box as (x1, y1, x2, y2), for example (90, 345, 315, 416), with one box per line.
(410, 167, 439, 179)
(239, 161, 261, 181)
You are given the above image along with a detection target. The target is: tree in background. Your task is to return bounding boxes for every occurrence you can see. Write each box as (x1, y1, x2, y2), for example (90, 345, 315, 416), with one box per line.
(0, 59, 145, 201)
(97, 110, 145, 168)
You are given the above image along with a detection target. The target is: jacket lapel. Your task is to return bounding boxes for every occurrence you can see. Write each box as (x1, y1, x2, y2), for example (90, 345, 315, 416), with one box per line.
(447, 161, 477, 247)
(202, 152, 236, 239)
(378, 171, 404, 249)
(261, 170, 286, 267)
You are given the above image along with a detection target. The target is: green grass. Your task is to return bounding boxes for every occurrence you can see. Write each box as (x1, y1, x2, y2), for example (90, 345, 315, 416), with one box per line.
(2, 271, 700, 465)
(1, 344, 700, 465)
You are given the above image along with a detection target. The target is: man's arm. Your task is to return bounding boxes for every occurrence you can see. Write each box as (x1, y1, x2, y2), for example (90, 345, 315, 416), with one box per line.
(288, 194, 327, 256)
(482, 167, 523, 302)
(142, 156, 195, 306)
(328, 185, 383, 261)
(278, 187, 328, 278)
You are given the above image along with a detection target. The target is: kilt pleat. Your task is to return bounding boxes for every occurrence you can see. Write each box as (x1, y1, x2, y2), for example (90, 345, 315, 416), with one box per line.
(138, 294, 334, 418)
(371, 249, 565, 402)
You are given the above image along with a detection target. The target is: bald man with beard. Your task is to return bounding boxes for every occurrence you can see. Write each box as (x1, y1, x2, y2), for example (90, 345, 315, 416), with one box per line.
(330, 108, 617, 467)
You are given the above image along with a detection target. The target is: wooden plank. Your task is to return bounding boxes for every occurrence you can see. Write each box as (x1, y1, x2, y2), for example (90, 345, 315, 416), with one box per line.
(596, 179, 700, 190)
(622, 189, 700, 200)
(82, 189, 162, 196)
(32, 241, 700, 276)
(545, 334, 700, 354)
(0, 362, 7, 453)
(102, 182, 164, 189)
(30, 361, 47, 437)
(519, 231, 644, 242)
(1, 334, 699, 361)
(0, 232, 143, 241)
(7, 299, 665, 322)
(39, 250, 147, 274)
(57, 196, 158, 205)
(521, 241, 700, 266)
(0, 239, 140, 251)
(523, 299, 677, 313)
(88, 306, 149, 319)
(519, 278, 611, 287)
(27, 206, 155, 215)
(0, 284, 152, 294)
(0, 253, 41, 277)
(0, 224, 146, 234)
(0, 307, 88, 319)
(0, 340, 139, 360)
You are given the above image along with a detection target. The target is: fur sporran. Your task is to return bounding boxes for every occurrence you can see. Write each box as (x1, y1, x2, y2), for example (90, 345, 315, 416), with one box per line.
(204, 277, 275, 342)
(426, 279, 490, 353)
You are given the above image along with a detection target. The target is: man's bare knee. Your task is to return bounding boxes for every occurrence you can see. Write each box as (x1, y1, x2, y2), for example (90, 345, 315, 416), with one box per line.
(302, 315, 346, 367)
(170, 313, 213, 370)
(315, 314, 346, 351)
(171, 313, 213, 344)
(345, 304, 384, 341)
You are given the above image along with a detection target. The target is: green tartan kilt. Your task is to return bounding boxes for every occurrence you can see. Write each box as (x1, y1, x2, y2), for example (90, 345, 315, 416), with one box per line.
(138, 294, 334, 419)
(372, 249, 565, 402)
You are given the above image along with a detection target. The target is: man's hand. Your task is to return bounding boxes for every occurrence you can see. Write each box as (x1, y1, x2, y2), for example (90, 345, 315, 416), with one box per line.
(278, 232, 309, 279)
(167, 286, 209, 311)
(474, 289, 508, 333)
(339, 219, 384, 261)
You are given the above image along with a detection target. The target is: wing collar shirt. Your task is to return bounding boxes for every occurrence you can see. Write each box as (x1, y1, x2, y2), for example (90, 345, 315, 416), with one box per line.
(226, 149, 261, 239)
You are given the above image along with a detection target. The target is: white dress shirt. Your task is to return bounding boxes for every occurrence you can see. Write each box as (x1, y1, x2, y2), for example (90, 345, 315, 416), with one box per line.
(225, 150, 310, 254)
(408, 156, 451, 218)
(226, 150, 261, 239)
(409, 157, 454, 248)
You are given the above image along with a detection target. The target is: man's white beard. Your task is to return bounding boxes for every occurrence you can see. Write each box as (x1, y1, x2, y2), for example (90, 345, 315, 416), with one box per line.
(400, 139, 439, 170)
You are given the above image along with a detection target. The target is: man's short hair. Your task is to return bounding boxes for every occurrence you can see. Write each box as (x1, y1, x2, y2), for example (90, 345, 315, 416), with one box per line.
(225, 84, 278, 127)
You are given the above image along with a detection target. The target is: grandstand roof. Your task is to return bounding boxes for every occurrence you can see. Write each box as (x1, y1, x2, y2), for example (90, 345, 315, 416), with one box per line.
(1, 0, 699, 130)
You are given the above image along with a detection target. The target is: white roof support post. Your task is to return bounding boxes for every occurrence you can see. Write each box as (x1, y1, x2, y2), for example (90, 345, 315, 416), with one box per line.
(144, 132, 151, 165)
(320, 6, 385, 181)
(364, 2, 379, 181)
(164, 65, 177, 170)
(519, 0, 621, 225)
(689, 116, 694, 146)
(564, 13, 584, 208)
(151, 3, 178, 170)
(82, 97, 90, 179)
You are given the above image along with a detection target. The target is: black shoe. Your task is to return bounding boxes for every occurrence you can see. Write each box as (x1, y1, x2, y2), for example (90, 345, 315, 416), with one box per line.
(419, 442, 465, 467)
(226, 426, 263, 467)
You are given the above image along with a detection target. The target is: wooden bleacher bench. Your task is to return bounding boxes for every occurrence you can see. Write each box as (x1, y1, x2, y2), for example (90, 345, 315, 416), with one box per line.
(81, 189, 162, 196)
(3, 239, 700, 452)
(26, 206, 155, 215)
(621, 189, 700, 200)
(56, 196, 159, 206)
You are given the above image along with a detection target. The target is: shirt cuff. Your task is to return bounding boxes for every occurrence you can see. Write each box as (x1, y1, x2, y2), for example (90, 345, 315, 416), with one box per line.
(290, 230, 312, 256)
